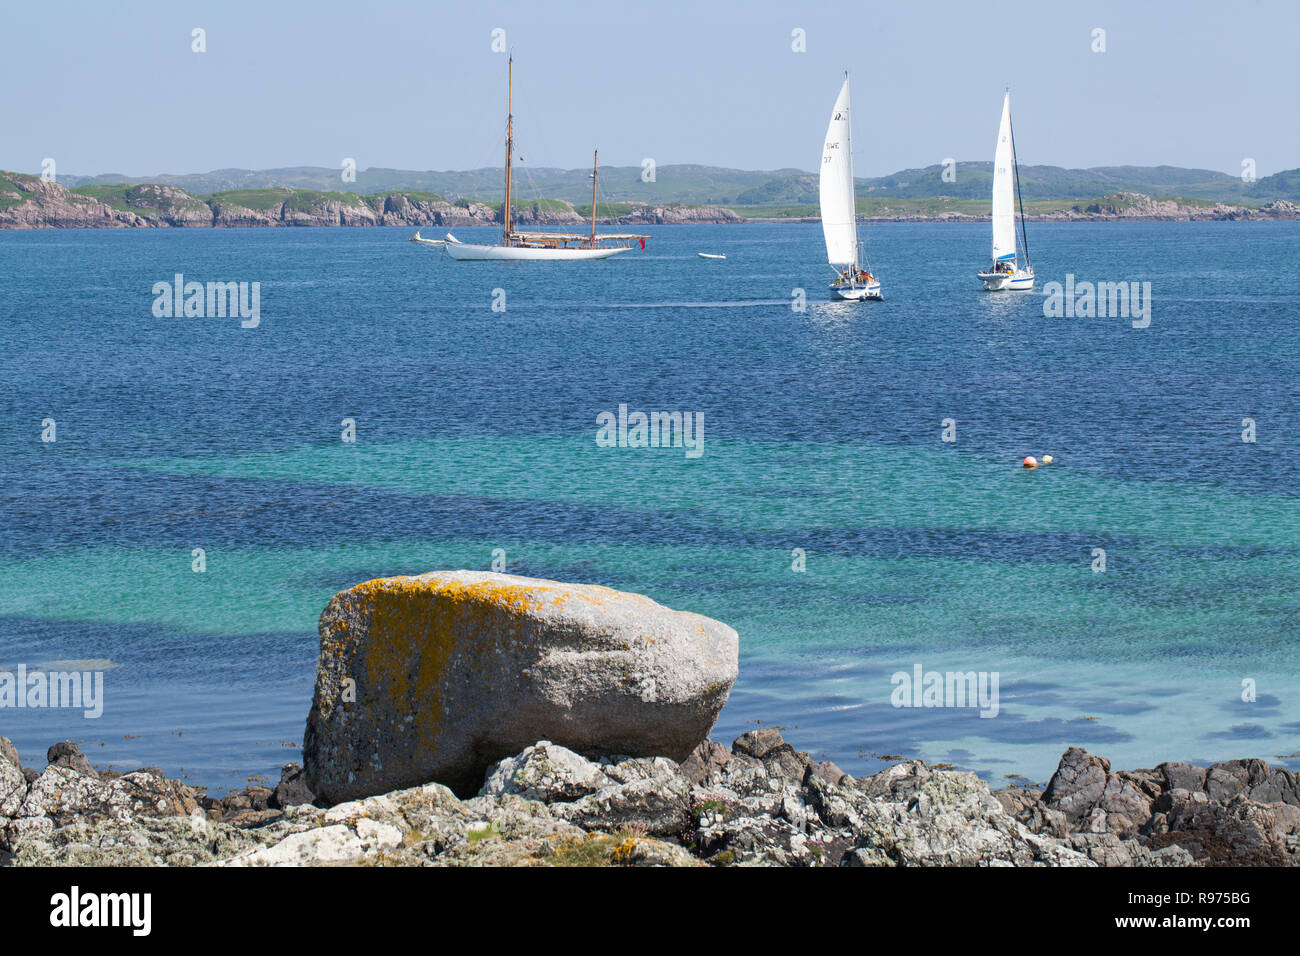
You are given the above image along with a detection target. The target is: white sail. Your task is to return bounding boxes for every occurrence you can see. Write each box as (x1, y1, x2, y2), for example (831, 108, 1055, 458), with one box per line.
(991, 90, 1016, 264)
(819, 75, 858, 268)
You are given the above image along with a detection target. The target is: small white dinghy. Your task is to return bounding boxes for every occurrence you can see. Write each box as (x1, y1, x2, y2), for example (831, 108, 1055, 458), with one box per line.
(978, 89, 1034, 291)
(698, 252, 726, 260)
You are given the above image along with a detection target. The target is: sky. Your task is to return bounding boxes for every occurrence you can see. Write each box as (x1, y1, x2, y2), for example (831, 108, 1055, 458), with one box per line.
(3, 0, 1297, 179)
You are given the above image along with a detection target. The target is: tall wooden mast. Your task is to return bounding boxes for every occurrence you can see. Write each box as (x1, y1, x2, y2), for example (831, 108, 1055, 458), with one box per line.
(590, 149, 598, 245)
(503, 54, 513, 244)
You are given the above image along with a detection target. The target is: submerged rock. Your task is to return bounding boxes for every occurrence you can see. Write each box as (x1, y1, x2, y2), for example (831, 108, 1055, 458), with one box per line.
(303, 571, 738, 800)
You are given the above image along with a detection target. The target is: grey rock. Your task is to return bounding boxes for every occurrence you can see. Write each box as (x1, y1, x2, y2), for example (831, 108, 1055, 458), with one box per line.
(1095, 774, 1154, 837)
(270, 763, 316, 809)
(679, 740, 730, 786)
(1069, 832, 1196, 867)
(1204, 759, 1272, 802)
(47, 741, 97, 777)
(1152, 791, 1290, 866)
(1157, 761, 1206, 794)
(303, 571, 738, 800)
(1042, 747, 1110, 825)
(732, 729, 788, 760)
(1, 739, 27, 817)
(729, 728, 817, 782)
(850, 767, 1093, 867)
(10, 735, 1291, 868)
(807, 760, 851, 788)
(1246, 769, 1300, 807)
(1272, 802, 1300, 836)
(855, 759, 935, 802)
(226, 808, 283, 829)
(0, 737, 20, 772)
(554, 770, 692, 838)
(994, 790, 1071, 840)
(5, 764, 200, 850)
(479, 741, 613, 802)
(992, 788, 1039, 817)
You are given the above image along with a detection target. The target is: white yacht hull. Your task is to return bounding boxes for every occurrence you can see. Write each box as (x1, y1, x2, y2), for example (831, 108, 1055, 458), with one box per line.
(830, 279, 882, 301)
(444, 241, 632, 261)
(978, 269, 1034, 291)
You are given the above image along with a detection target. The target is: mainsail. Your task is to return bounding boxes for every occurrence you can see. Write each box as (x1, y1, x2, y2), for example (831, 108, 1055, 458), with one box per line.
(991, 90, 1016, 264)
(819, 74, 858, 268)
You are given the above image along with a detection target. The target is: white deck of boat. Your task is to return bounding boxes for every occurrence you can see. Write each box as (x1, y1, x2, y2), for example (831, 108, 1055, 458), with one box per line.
(509, 231, 648, 242)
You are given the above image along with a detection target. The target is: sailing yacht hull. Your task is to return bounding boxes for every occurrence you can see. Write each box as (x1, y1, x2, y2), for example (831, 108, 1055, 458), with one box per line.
(830, 280, 883, 301)
(444, 242, 631, 261)
(978, 269, 1034, 291)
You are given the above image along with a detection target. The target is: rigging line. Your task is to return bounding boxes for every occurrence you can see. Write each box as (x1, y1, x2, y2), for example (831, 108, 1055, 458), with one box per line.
(593, 167, 620, 224)
(1008, 110, 1031, 268)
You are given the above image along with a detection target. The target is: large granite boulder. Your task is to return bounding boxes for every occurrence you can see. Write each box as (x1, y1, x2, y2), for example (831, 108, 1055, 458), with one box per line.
(303, 571, 739, 801)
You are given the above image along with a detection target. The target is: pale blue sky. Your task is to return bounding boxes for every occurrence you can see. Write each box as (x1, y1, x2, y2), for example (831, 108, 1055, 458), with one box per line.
(4, 0, 1297, 178)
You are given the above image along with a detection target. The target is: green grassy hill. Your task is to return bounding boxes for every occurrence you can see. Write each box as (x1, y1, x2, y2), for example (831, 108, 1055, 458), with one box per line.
(56, 162, 1300, 207)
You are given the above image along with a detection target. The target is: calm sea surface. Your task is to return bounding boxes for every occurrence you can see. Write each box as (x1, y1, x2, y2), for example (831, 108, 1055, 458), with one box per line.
(1, 220, 1297, 792)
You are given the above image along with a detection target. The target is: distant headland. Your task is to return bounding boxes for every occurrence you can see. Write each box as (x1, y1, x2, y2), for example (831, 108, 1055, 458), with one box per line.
(3, 160, 1298, 229)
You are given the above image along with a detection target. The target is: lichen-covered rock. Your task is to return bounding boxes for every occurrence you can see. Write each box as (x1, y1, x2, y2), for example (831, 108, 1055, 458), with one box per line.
(9, 763, 198, 835)
(1069, 832, 1195, 867)
(480, 742, 615, 802)
(553, 760, 693, 838)
(303, 571, 738, 801)
(9, 811, 273, 867)
(846, 767, 1094, 867)
(8, 733, 1294, 867)
(1, 738, 27, 818)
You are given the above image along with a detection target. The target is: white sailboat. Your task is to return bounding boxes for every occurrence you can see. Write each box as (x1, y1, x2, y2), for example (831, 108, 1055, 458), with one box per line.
(978, 89, 1034, 291)
(411, 56, 647, 261)
(820, 73, 880, 301)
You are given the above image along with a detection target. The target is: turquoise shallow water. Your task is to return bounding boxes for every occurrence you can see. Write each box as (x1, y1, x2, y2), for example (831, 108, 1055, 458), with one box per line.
(0, 221, 1297, 792)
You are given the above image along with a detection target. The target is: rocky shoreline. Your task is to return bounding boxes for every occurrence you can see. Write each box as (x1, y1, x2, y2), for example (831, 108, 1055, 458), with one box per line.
(5, 571, 1295, 867)
(752, 193, 1300, 224)
(0, 173, 741, 229)
(3, 172, 1296, 228)
(3, 734, 1296, 867)
(872, 192, 1300, 223)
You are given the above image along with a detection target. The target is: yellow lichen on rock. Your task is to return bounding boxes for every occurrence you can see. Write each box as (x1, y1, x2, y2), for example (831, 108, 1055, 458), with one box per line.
(304, 570, 739, 802)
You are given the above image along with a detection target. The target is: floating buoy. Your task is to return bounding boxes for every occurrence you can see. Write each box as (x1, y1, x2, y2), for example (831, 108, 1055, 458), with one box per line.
(1022, 456, 1038, 469)
(1041, 455, 1054, 465)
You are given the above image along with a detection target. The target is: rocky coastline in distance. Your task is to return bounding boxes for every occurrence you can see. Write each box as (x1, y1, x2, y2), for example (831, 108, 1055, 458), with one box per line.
(3, 570, 1297, 867)
(0, 172, 741, 229)
(3, 170, 1297, 229)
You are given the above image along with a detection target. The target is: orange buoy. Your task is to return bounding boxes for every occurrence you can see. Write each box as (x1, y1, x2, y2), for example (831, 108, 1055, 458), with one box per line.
(1022, 456, 1038, 469)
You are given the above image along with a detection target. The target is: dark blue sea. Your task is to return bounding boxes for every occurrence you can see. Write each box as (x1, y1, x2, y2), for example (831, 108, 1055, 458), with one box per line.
(1, 221, 1297, 792)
